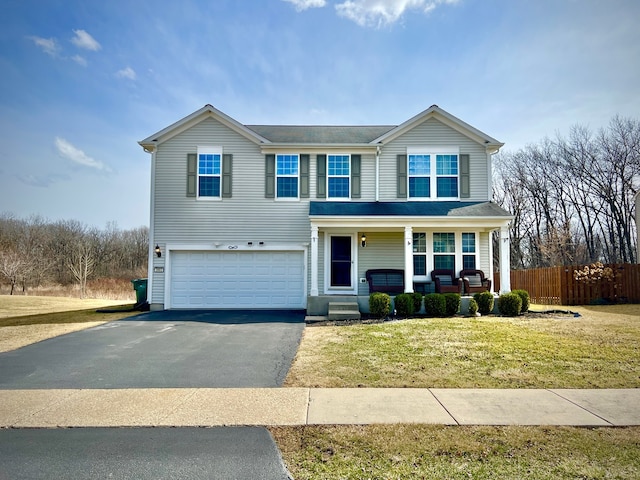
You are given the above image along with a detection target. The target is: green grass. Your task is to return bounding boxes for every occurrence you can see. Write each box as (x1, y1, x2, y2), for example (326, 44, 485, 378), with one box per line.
(286, 305, 640, 388)
(271, 425, 640, 479)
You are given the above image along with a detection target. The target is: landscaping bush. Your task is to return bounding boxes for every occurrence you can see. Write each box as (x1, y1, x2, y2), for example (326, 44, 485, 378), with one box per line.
(369, 292, 391, 319)
(424, 293, 446, 317)
(498, 292, 523, 317)
(473, 291, 494, 315)
(394, 293, 415, 317)
(444, 293, 461, 316)
(468, 298, 478, 316)
(511, 289, 530, 313)
(411, 292, 423, 313)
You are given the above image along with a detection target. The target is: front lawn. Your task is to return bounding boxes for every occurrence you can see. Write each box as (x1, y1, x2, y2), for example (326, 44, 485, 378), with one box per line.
(271, 425, 640, 480)
(285, 304, 640, 389)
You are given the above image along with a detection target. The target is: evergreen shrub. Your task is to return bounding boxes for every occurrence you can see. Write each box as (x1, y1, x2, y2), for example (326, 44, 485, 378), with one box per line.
(369, 292, 391, 319)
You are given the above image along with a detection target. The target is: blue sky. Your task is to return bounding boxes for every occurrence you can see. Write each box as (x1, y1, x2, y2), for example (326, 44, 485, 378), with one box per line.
(1, 0, 638, 229)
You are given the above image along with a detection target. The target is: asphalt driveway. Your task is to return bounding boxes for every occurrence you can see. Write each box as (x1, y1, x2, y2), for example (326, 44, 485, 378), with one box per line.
(0, 310, 305, 389)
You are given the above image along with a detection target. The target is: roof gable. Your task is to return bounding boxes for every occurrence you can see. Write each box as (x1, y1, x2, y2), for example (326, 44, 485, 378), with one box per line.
(138, 104, 270, 152)
(371, 105, 503, 152)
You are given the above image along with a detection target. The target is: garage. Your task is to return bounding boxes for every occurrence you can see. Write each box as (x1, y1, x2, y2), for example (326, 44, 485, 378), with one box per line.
(169, 250, 305, 309)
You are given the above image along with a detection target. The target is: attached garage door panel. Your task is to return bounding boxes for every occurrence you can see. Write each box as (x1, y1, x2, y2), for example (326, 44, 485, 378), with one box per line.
(170, 251, 305, 309)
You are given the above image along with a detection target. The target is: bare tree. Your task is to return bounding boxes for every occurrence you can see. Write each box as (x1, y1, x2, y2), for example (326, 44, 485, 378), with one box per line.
(68, 241, 96, 299)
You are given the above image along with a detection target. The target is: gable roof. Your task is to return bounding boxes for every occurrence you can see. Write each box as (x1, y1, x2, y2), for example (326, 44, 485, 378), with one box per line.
(372, 105, 503, 152)
(139, 104, 503, 152)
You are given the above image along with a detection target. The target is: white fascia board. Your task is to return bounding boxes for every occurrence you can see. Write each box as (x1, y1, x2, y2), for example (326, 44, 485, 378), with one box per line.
(261, 144, 378, 154)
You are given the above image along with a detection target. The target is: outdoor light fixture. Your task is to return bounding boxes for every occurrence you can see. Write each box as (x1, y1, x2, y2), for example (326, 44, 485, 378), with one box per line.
(361, 233, 367, 248)
(154, 245, 162, 257)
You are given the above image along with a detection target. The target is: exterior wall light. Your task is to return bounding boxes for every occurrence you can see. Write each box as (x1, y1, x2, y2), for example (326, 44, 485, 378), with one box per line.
(154, 245, 162, 257)
(361, 233, 367, 248)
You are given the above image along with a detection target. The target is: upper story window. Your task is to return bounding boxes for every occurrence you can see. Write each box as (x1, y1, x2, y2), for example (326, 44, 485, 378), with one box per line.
(197, 147, 221, 198)
(407, 148, 459, 200)
(276, 154, 299, 198)
(327, 154, 350, 199)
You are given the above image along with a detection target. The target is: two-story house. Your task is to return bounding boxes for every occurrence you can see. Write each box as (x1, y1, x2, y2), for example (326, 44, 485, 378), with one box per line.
(138, 104, 513, 314)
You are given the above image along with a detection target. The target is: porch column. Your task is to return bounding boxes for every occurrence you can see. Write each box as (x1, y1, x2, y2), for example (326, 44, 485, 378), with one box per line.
(310, 224, 319, 296)
(499, 226, 511, 293)
(404, 226, 414, 293)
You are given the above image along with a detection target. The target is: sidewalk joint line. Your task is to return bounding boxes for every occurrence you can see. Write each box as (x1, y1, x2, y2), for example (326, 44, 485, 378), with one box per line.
(427, 389, 459, 426)
(546, 389, 614, 426)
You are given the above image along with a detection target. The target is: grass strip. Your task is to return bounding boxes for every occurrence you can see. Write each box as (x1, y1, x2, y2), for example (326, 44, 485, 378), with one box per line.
(271, 425, 640, 480)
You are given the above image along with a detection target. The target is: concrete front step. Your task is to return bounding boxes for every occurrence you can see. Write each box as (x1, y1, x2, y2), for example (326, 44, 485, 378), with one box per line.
(328, 301, 361, 321)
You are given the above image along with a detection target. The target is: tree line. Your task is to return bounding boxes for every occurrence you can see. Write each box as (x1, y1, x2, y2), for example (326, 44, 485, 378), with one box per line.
(0, 214, 148, 296)
(493, 115, 639, 269)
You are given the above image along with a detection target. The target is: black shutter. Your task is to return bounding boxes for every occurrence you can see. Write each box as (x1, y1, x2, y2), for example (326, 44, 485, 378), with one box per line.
(351, 154, 361, 198)
(265, 154, 275, 198)
(222, 154, 232, 198)
(459, 154, 470, 198)
(187, 153, 197, 197)
(397, 154, 407, 198)
(317, 154, 326, 198)
(300, 154, 310, 198)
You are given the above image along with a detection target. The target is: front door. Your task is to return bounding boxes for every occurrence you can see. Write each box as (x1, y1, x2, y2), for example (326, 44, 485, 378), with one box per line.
(330, 236, 352, 288)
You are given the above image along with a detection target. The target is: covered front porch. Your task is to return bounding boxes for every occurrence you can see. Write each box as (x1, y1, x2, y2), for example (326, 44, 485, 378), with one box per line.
(306, 201, 513, 315)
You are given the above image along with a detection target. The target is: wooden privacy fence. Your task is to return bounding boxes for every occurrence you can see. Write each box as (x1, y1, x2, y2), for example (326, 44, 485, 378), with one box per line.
(493, 263, 640, 305)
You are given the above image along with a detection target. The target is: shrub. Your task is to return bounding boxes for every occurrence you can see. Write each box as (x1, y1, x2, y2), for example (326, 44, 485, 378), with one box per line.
(424, 293, 446, 317)
(411, 292, 423, 313)
(369, 292, 391, 319)
(394, 293, 415, 317)
(468, 298, 479, 316)
(498, 292, 523, 317)
(444, 293, 461, 316)
(511, 289, 530, 313)
(473, 291, 494, 315)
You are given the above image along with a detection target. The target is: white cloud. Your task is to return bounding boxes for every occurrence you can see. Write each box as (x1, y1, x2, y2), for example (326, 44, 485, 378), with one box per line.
(54, 137, 109, 171)
(335, 0, 460, 27)
(71, 29, 101, 51)
(282, 0, 326, 11)
(28, 36, 59, 56)
(116, 66, 137, 80)
(71, 55, 87, 66)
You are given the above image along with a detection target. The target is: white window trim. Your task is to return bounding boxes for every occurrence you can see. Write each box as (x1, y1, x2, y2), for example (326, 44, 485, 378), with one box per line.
(326, 153, 351, 201)
(407, 147, 460, 201)
(275, 153, 300, 201)
(461, 231, 479, 270)
(410, 230, 480, 281)
(197, 146, 222, 201)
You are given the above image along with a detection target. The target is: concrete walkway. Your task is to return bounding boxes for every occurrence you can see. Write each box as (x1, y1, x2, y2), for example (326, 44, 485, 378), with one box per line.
(1, 388, 639, 428)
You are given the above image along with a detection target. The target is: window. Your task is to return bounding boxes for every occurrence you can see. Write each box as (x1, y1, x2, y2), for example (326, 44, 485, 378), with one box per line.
(408, 154, 430, 198)
(198, 148, 221, 198)
(407, 149, 459, 199)
(433, 232, 455, 270)
(412, 233, 427, 276)
(276, 154, 299, 198)
(462, 232, 477, 269)
(328, 154, 350, 198)
(436, 154, 458, 198)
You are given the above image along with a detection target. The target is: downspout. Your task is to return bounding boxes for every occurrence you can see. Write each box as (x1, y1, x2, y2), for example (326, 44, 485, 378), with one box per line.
(145, 146, 157, 305)
(375, 145, 381, 202)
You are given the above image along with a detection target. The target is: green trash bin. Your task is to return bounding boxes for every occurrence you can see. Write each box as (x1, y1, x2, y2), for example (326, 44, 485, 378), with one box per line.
(131, 278, 148, 305)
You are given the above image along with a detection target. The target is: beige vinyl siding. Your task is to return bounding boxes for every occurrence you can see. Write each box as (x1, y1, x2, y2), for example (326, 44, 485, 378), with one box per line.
(479, 231, 491, 272)
(151, 117, 311, 304)
(379, 117, 490, 202)
(356, 232, 404, 295)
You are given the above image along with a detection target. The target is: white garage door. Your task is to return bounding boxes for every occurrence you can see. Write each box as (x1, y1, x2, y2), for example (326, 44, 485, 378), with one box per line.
(170, 251, 305, 309)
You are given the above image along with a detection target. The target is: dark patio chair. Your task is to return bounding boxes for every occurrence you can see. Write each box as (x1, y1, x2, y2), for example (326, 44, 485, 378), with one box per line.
(460, 269, 492, 294)
(430, 269, 462, 294)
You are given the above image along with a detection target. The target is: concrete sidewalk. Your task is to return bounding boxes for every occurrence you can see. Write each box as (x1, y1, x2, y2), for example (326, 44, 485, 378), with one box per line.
(1, 388, 638, 428)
